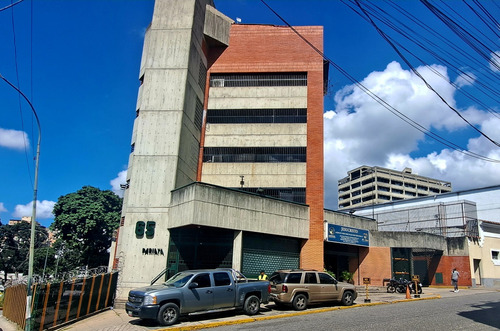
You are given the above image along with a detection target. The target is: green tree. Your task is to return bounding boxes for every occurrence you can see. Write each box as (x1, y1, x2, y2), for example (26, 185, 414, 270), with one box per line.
(0, 221, 50, 280)
(50, 186, 122, 272)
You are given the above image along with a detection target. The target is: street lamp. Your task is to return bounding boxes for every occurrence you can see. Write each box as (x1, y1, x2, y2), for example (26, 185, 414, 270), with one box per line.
(0, 73, 41, 331)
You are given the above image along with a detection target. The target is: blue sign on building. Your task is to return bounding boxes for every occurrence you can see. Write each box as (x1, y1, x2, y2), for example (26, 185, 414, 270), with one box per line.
(327, 224, 369, 247)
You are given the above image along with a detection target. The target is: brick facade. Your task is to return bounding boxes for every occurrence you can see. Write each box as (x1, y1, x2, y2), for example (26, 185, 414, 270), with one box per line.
(202, 24, 325, 269)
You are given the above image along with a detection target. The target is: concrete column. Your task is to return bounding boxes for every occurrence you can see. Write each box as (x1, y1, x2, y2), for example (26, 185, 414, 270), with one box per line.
(232, 230, 243, 271)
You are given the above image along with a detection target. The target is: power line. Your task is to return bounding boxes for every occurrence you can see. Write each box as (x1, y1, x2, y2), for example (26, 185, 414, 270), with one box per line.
(259, 0, 500, 164)
(353, 0, 500, 148)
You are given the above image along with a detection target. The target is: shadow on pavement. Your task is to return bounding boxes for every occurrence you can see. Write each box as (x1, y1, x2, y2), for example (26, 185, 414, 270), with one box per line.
(458, 300, 500, 329)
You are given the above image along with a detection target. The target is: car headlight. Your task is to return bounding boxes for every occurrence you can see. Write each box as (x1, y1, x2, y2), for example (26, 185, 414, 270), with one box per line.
(143, 295, 157, 305)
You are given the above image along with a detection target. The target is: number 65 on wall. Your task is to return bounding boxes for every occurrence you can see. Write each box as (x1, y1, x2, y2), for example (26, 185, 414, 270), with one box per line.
(135, 221, 156, 238)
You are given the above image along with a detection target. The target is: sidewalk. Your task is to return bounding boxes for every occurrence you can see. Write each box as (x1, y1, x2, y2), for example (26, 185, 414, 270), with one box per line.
(0, 286, 497, 331)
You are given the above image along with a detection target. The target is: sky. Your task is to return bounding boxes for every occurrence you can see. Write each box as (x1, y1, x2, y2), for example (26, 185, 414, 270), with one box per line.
(1, 0, 499, 227)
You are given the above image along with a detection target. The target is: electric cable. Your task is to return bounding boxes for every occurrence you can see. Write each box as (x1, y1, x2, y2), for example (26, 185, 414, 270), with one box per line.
(354, 0, 500, 148)
(259, 0, 500, 163)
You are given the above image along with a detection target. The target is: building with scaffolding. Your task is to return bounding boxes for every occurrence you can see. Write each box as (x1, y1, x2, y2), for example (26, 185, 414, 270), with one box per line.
(354, 185, 500, 287)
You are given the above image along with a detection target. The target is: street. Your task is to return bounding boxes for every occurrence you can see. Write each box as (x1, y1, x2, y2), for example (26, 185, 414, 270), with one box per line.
(212, 292, 500, 331)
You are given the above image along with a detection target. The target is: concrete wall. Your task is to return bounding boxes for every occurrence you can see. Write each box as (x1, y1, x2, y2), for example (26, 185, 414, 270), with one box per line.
(114, 0, 231, 300)
(204, 123, 307, 147)
(202, 163, 306, 188)
(370, 231, 447, 251)
(324, 210, 377, 231)
(169, 182, 310, 239)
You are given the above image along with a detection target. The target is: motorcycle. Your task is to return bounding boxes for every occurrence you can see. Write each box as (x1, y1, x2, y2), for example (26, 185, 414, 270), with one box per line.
(409, 281, 423, 294)
(386, 278, 412, 293)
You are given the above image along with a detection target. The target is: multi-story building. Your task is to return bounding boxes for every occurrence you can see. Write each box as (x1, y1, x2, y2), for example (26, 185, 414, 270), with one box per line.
(111, 0, 325, 300)
(110, 1, 492, 303)
(338, 165, 452, 210)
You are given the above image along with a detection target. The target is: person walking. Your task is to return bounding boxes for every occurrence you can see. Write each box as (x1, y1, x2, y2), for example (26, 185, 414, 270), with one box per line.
(258, 270, 268, 280)
(451, 268, 460, 292)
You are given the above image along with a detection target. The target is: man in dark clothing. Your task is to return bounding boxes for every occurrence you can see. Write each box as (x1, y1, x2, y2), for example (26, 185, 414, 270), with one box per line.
(451, 268, 460, 292)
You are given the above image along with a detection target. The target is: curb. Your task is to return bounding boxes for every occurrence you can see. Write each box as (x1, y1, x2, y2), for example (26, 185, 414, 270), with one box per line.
(155, 295, 442, 331)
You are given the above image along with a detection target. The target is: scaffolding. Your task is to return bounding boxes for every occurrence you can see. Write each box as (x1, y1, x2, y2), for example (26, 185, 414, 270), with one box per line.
(375, 201, 479, 238)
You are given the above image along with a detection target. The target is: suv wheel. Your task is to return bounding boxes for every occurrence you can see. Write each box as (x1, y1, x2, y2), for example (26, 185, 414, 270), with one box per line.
(341, 291, 354, 306)
(292, 294, 307, 310)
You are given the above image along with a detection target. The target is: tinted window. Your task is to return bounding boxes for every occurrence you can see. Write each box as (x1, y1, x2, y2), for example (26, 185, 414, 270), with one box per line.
(270, 272, 286, 284)
(213, 272, 231, 286)
(286, 273, 302, 284)
(192, 273, 211, 288)
(319, 273, 336, 284)
(305, 272, 318, 284)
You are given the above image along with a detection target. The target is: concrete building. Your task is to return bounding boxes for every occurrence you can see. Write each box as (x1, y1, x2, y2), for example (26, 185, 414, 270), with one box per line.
(338, 166, 452, 210)
(111, 0, 325, 301)
(110, 1, 495, 304)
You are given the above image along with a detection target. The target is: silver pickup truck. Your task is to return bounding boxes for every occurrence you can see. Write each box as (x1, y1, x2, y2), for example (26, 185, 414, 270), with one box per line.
(126, 268, 270, 326)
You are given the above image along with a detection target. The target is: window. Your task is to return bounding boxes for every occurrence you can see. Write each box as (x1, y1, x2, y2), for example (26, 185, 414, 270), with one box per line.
(286, 273, 302, 284)
(305, 272, 318, 284)
(213, 272, 231, 286)
(492, 250, 500, 266)
(319, 273, 335, 284)
(237, 187, 305, 204)
(203, 147, 306, 163)
(192, 273, 211, 288)
(206, 108, 307, 124)
(210, 72, 307, 87)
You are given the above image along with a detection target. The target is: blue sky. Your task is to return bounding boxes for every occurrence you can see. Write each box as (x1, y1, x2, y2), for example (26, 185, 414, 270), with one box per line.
(1, 0, 499, 226)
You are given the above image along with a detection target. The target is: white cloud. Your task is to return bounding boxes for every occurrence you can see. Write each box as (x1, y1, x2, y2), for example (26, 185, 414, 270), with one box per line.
(324, 61, 500, 210)
(454, 72, 476, 88)
(13, 200, 55, 219)
(110, 170, 127, 197)
(0, 202, 7, 213)
(0, 128, 30, 150)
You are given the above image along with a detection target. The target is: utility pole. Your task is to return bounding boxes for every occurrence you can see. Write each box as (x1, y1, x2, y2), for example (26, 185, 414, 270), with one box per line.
(0, 74, 41, 331)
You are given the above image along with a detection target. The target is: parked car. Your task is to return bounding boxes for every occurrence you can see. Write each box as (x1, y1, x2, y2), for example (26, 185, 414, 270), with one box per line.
(126, 268, 270, 326)
(269, 269, 357, 310)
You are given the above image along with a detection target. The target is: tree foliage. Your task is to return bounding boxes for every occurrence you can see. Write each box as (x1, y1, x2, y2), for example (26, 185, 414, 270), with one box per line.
(50, 186, 122, 271)
(0, 221, 50, 279)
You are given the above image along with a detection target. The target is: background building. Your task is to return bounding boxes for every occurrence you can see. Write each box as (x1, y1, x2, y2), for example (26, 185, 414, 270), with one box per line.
(338, 165, 452, 210)
(354, 185, 500, 288)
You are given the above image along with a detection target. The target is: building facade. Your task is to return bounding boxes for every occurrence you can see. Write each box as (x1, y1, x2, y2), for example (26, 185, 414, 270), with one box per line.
(110, 1, 497, 305)
(111, 0, 326, 301)
(338, 166, 452, 210)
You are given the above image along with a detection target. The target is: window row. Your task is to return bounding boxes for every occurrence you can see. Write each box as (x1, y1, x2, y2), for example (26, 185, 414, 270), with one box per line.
(207, 108, 307, 124)
(203, 147, 306, 163)
(238, 187, 305, 204)
(210, 72, 307, 87)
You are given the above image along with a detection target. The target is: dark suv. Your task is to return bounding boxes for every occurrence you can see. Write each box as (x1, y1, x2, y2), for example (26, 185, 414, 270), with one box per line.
(269, 269, 357, 310)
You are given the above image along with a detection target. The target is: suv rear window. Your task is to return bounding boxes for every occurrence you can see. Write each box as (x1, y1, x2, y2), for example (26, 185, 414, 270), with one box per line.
(285, 273, 302, 284)
(270, 272, 287, 284)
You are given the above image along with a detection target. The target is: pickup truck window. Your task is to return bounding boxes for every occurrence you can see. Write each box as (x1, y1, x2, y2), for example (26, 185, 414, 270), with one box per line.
(305, 272, 318, 284)
(192, 273, 211, 288)
(164, 272, 194, 288)
(318, 272, 335, 284)
(286, 273, 302, 284)
(214, 272, 231, 286)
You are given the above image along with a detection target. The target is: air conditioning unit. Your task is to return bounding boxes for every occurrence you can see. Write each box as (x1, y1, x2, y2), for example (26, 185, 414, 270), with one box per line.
(212, 79, 225, 87)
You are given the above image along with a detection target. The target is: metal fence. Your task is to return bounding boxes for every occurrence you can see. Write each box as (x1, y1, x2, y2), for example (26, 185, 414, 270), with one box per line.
(3, 271, 118, 330)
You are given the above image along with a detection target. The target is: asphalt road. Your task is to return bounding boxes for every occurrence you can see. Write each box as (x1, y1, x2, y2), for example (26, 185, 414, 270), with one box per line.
(212, 292, 500, 331)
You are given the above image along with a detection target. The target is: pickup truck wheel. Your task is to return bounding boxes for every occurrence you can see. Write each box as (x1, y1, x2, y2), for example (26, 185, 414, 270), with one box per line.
(243, 295, 260, 315)
(341, 291, 354, 306)
(292, 294, 307, 311)
(157, 303, 180, 326)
